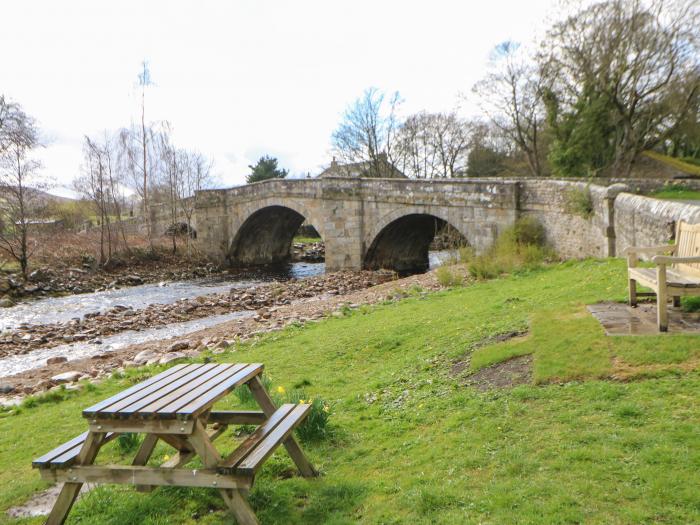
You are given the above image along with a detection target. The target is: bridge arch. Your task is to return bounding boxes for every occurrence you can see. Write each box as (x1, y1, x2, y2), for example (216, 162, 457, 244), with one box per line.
(363, 207, 470, 273)
(228, 200, 326, 266)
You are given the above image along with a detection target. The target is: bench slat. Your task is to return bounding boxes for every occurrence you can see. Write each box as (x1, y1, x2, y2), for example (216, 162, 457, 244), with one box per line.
(98, 364, 217, 418)
(173, 364, 264, 419)
(236, 404, 311, 476)
(629, 267, 700, 288)
(82, 364, 191, 417)
(134, 363, 244, 418)
(33, 432, 117, 469)
(219, 404, 295, 474)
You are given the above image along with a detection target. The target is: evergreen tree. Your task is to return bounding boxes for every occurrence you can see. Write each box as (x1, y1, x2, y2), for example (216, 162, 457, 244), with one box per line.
(246, 156, 288, 183)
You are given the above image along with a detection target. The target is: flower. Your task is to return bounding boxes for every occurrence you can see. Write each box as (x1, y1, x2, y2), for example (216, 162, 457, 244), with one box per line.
(300, 399, 306, 404)
(163, 454, 170, 461)
(323, 405, 330, 412)
(276, 386, 285, 394)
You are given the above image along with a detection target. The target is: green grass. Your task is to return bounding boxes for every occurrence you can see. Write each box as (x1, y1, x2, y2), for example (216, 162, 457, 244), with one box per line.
(643, 150, 700, 177)
(1, 259, 700, 524)
(293, 236, 323, 244)
(647, 185, 700, 201)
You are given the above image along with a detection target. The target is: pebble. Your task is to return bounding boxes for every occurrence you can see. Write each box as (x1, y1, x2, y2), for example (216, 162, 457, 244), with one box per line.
(46, 356, 68, 365)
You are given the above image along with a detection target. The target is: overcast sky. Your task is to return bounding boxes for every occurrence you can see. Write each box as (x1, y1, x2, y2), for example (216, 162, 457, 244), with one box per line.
(2, 0, 559, 192)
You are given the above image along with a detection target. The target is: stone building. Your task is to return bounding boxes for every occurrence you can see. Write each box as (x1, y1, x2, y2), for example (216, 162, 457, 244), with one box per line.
(319, 153, 406, 179)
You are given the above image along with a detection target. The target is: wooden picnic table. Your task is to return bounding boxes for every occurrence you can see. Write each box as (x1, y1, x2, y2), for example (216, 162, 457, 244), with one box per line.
(33, 363, 317, 525)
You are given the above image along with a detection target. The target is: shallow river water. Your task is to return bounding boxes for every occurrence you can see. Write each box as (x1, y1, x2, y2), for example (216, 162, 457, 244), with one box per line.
(0, 253, 453, 378)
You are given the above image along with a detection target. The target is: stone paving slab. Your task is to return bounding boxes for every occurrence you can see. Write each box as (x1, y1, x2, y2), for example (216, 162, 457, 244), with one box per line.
(588, 302, 700, 335)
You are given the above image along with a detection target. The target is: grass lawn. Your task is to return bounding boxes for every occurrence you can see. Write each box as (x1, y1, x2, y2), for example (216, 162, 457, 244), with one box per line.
(646, 186, 700, 201)
(643, 151, 700, 177)
(1, 259, 700, 524)
(293, 236, 323, 244)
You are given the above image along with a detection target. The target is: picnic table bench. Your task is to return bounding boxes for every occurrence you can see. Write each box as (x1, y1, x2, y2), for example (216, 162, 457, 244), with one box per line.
(33, 363, 317, 525)
(627, 220, 700, 331)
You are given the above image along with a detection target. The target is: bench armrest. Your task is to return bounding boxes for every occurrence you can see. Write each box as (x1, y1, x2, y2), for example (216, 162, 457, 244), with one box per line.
(625, 244, 677, 256)
(652, 255, 700, 265)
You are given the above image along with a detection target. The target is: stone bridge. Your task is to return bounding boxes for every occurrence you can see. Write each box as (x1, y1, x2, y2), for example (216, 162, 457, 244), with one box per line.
(194, 177, 518, 272)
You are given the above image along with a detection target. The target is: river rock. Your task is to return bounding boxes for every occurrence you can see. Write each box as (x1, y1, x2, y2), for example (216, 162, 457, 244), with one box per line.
(51, 371, 82, 384)
(159, 352, 187, 365)
(46, 356, 68, 365)
(0, 297, 14, 308)
(133, 349, 160, 365)
(0, 384, 15, 394)
(167, 340, 190, 352)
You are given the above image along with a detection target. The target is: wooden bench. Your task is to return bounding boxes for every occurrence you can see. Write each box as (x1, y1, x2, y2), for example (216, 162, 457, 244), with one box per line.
(627, 221, 700, 331)
(32, 363, 317, 525)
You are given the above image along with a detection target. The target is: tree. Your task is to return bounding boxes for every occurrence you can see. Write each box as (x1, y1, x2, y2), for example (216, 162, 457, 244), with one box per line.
(473, 41, 547, 177)
(394, 112, 472, 178)
(466, 121, 512, 177)
(75, 136, 113, 265)
(331, 87, 402, 178)
(539, 0, 700, 176)
(246, 155, 288, 183)
(178, 150, 212, 255)
(0, 97, 44, 279)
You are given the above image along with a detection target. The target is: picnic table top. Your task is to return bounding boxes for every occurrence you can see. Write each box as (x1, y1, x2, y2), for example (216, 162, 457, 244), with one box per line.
(82, 362, 263, 421)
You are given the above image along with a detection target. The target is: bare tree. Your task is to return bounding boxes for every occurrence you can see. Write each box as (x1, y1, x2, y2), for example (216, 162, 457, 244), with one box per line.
(394, 112, 472, 178)
(118, 61, 157, 247)
(473, 41, 546, 177)
(156, 122, 181, 253)
(75, 137, 113, 264)
(331, 87, 402, 177)
(539, 0, 700, 175)
(0, 98, 44, 279)
(178, 150, 212, 256)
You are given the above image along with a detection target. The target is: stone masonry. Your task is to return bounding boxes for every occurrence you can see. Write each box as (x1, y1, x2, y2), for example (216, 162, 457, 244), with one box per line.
(193, 176, 700, 271)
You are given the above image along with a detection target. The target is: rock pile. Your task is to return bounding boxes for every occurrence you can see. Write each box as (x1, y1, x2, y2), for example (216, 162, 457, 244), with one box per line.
(0, 270, 395, 358)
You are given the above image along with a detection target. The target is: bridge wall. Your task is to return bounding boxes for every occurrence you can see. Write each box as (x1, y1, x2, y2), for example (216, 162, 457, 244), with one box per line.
(194, 177, 700, 270)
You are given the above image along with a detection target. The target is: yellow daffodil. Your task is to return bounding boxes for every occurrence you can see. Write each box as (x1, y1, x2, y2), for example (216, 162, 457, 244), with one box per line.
(300, 399, 306, 404)
(163, 454, 170, 461)
(276, 386, 285, 394)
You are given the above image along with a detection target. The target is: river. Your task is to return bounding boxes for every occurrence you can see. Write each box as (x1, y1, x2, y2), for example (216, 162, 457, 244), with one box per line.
(0, 253, 453, 378)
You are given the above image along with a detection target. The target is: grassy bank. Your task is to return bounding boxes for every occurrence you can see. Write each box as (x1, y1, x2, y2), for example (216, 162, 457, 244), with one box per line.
(1, 259, 699, 524)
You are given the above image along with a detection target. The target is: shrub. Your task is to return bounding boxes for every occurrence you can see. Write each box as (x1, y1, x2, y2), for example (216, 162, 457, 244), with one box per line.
(436, 266, 462, 287)
(565, 186, 594, 219)
(464, 217, 556, 280)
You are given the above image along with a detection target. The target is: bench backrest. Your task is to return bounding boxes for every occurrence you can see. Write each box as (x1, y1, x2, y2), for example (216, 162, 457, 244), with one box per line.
(675, 221, 700, 276)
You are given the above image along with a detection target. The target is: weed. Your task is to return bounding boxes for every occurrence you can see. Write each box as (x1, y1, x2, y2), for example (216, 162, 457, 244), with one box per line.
(436, 266, 462, 287)
(116, 433, 142, 455)
(286, 389, 332, 443)
(565, 185, 595, 218)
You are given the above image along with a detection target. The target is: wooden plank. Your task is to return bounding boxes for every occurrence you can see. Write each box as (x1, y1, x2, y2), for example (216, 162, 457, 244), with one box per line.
(89, 418, 195, 435)
(132, 433, 159, 493)
(33, 432, 89, 468)
(236, 405, 311, 476)
(40, 465, 252, 490)
(218, 404, 295, 473)
(173, 364, 264, 419)
(34, 432, 117, 469)
(137, 364, 245, 418)
(45, 431, 107, 525)
(99, 364, 217, 418)
(49, 432, 117, 467)
(82, 364, 190, 418)
(207, 411, 267, 425)
(247, 375, 317, 478)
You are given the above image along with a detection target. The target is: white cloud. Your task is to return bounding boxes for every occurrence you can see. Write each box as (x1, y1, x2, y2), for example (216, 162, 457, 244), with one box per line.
(1, 0, 557, 188)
